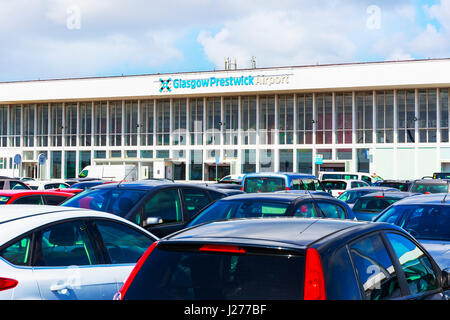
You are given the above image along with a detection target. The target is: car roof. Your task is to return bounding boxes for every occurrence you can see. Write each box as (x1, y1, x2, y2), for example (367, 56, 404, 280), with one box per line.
(164, 218, 393, 249)
(214, 192, 311, 202)
(378, 180, 412, 183)
(0, 205, 157, 246)
(390, 193, 450, 205)
(322, 179, 366, 183)
(412, 179, 449, 184)
(343, 186, 398, 192)
(358, 191, 420, 199)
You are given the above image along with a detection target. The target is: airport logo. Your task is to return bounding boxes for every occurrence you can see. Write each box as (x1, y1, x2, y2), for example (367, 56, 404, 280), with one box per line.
(158, 74, 291, 92)
(160, 78, 172, 92)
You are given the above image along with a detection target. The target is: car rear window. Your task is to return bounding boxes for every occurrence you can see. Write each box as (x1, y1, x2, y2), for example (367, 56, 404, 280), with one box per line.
(323, 181, 347, 190)
(187, 200, 290, 227)
(352, 197, 399, 213)
(322, 174, 358, 180)
(337, 190, 374, 204)
(378, 182, 409, 192)
(410, 183, 449, 194)
(61, 188, 147, 217)
(243, 177, 285, 193)
(0, 196, 11, 204)
(292, 179, 325, 191)
(123, 245, 305, 300)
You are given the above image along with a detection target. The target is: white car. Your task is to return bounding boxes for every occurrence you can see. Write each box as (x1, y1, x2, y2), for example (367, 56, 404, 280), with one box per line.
(321, 179, 370, 197)
(0, 205, 157, 300)
(25, 180, 70, 191)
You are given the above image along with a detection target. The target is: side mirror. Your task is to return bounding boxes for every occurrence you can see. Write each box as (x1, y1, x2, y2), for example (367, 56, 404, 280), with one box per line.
(143, 217, 163, 227)
(442, 269, 450, 290)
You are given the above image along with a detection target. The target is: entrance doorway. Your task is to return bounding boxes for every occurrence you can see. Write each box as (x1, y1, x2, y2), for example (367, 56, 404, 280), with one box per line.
(205, 164, 230, 181)
(318, 162, 346, 172)
(173, 163, 186, 180)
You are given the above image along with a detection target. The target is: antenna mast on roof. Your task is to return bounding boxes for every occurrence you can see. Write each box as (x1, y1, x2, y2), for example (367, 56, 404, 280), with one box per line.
(250, 56, 257, 69)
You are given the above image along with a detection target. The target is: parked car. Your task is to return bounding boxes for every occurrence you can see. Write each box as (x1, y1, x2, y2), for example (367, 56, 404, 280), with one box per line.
(276, 190, 334, 198)
(115, 218, 449, 300)
(352, 192, 420, 221)
(321, 179, 370, 197)
(337, 187, 399, 208)
(374, 193, 450, 270)
(409, 179, 450, 194)
(0, 179, 31, 190)
(64, 178, 103, 186)
(242, 172, 325, 193)
(186, 193, 355, 229)
(0, 205, 157, 300)
(26, 180, 70, 191)
(78, 164, 137, 182)
(371, 180, 413, 192)
(0, 190, 75, 205)
(61, 181, 229, 238)
(319, 171, 382, 185)
(432, 172, 450, 180)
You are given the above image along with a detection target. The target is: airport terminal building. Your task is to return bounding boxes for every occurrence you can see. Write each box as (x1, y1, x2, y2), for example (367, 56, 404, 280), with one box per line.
(1, 58, 450, 181)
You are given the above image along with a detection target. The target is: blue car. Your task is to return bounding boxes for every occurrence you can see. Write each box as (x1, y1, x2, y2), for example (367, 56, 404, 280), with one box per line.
(337, 186, 399, 208)
(352, 191, 420, 221)
(186, 192, 355, 228)
(374, 193, 450, 270)
(241, 172, 325, 193)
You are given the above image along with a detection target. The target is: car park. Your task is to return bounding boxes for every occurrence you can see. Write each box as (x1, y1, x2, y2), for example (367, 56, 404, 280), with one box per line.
(61, 181, 229, 238)
(0, 179, 31, 190)
(351, 191, 420, 221)
(409, 179, 450, 194)
(371, 180, 413, 192)
(0, 190, 75, 205)
(374, 193, 450, 270)
(115, 218, 449, 300)
(336, 186, 399, 208)
(185, 193, 355, 228)
(242, 172, 325, 193)
(0, 205, 157, 300)
(321, 179, 370, 197)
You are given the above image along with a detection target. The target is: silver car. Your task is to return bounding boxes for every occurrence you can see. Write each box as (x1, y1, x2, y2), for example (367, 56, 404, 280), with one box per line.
(0, 205, 157, 300)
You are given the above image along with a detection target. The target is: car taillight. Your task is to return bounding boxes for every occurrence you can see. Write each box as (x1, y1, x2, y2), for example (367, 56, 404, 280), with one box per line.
(240, 186, 243, 191)
(304, 248, 326, 300)
(338, 192, 343, 195)
(0, 278, 18, 292)
(199, 244, 246, 254)
(286, 187, 291, 191)
(425, 192, 431, 194)
(375, 195, 385, 198)
(117, 241, 159, 300)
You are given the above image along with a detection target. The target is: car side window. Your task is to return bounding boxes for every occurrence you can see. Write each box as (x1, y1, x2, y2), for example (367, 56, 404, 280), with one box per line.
(386, 233, 439, 296)
(294, 202, 318, 218)
(12, 195, 44, 205)
(351, 182, 359, 188)
(10, 181, 28, 190)
(361, 176, 372, 184)
(182, 188, 212, 219)
(35, 221, 99, 267)
(315, 201, 346, 219)
(44, 195, 68, 205)
(0, 181, 4, 189)
(143, 189, 182, 223)
(349, 234, 402, 300)
(93, 220, 154, 264)
(0, 236, 31, 266)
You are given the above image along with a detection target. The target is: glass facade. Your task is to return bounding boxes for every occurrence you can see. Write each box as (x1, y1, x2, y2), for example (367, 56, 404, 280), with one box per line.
(1, 86, 449, 180)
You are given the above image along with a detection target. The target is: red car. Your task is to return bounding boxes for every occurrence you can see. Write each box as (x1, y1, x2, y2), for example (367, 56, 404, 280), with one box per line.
(0, 190, 75, 206)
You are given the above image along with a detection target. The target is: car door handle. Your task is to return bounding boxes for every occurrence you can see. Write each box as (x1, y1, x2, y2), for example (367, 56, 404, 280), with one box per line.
(50, 282, 72, 293)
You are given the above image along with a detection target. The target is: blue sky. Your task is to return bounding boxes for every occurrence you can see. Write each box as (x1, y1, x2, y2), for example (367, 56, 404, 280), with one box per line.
(1, 0, 450, 81)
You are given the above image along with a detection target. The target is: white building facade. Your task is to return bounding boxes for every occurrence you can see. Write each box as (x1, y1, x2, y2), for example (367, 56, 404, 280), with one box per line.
(1, 58, 450, 181)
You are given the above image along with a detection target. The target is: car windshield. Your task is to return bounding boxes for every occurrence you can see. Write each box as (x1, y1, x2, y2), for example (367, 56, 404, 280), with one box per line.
(243, 177, 285, 193)
(0, 196, 10, 204)
(353, 197, 399, 213)
(378, 182, 409, 192)
(323, 181, 347, 190)
(187, 200, 290, 227)
(337, 190, 374, 204)
(291, 179, 325, 191)
(61, 188, 147, 217)
(377, 205, 450, 241)
(410, 183, 449, 194)
(322, 174, 358, 180)
(122, 245, 305, 300)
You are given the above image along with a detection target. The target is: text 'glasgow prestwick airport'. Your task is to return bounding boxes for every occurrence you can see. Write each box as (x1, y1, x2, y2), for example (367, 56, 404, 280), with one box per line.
(172, 74, 290, 90)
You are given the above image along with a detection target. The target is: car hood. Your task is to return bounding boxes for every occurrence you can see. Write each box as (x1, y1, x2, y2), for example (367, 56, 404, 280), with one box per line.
(418, 240, 450, 270)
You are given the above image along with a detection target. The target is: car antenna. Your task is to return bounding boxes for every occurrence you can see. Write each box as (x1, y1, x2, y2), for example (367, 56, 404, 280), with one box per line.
(442, 193, 448, 203)
(117, 166, 137, 188)
(304, 187, 327, 218)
